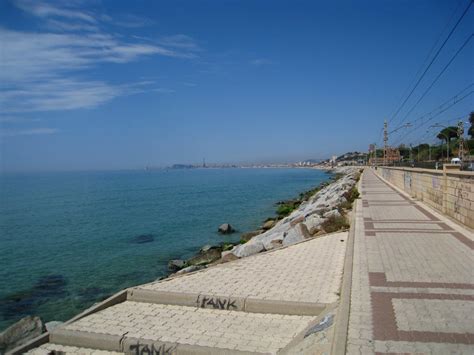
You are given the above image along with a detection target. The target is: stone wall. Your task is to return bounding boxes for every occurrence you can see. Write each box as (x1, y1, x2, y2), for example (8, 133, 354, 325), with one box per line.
(375, 166, 474, 229)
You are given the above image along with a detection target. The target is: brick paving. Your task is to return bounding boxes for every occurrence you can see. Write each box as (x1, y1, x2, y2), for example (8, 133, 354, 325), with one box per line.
(137, 232, 348, 304)
(347, 168, 474, 354)
(59, 301, 313, 354)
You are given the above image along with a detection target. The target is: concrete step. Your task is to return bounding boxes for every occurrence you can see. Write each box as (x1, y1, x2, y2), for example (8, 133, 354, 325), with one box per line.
(25, 343, 123, 354)
(49, 301, 316, 354)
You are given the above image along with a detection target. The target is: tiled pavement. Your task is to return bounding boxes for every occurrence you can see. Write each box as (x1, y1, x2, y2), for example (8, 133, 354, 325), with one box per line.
(20, 231, 348, 354)
(347, 168, 474, 354)
(136, 232, 347, 305)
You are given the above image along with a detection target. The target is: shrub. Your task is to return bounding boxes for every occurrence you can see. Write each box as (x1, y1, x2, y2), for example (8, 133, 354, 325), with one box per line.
(321, 216, 349, 233)
(344, 186, 360, 203)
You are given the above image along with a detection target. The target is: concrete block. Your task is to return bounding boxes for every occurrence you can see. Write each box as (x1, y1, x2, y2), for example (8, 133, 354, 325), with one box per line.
(244, 298, 325, 316)
(128, 289, 199, 308)
(49, 328, 122, 351)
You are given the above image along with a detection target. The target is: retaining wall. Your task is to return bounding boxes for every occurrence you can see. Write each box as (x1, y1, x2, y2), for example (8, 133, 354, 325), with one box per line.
(375, 165, 474, 229)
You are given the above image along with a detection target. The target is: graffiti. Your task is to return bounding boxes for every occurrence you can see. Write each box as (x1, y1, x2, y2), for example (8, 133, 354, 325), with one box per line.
(453, 180, 471, 215)
(196, 295, 238, 310)
(128, 342, 176, 355)
(404, 172, 412, 190)
(431, 176, 440, 189)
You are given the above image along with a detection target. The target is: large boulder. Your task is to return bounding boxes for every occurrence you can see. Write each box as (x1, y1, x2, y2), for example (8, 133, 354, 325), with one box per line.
(323, 209, 342, 219)
(240, 230, 264, 243)
(282, 225, 305, 246)
(168, 259, 186, 271)
(175, 265, 205, 275)
(231, 241, 265, 258)
(0, 316, 44, 353)
(260, 231, 285, 250)
(262, 220, 276, 230)
(304, 214, 325, 235)
(187, 248, 222, 266)
(218, 223, 235, 234)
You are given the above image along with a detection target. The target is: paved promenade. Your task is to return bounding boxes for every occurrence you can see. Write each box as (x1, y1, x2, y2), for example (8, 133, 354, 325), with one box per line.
(20, 231, 348, 354)
(347, 168, 474, 354)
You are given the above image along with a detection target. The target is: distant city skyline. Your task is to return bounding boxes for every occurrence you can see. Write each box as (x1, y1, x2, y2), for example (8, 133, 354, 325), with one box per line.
(1, 0, 472, 172)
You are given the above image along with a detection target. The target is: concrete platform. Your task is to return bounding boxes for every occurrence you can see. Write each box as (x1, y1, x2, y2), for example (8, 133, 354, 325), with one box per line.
(50, 301, 315, 354)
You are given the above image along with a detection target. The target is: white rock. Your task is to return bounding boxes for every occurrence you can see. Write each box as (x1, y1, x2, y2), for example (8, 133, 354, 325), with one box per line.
(304, 214, 324, 230)
(323, 209, 342, 219)
(231, 241, 265, 258)
(282, 225, 305, 246)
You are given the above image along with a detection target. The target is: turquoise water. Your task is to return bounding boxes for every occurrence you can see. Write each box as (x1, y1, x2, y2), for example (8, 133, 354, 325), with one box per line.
(0, 168, 330, 330)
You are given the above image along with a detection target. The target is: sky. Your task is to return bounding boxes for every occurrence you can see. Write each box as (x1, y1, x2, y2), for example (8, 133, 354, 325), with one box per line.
(0, 0, 473, 172)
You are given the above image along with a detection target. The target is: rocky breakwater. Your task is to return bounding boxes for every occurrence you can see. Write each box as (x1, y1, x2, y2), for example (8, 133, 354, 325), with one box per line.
(224, 167, 361, 259)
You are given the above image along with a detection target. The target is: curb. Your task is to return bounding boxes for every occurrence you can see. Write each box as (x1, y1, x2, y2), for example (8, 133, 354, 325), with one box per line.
(50, 329, 269, 355)
(330, 170, 362, 355)
(129, 288, 326, 316)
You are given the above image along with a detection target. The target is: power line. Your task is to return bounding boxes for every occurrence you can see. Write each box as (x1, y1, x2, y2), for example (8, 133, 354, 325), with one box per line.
(397, 33, 473, 126)
(388, 0, 473, 125)
(391, 90, 473, 146)
(390, 84, 473, 143)
(400, 82, 473, 127)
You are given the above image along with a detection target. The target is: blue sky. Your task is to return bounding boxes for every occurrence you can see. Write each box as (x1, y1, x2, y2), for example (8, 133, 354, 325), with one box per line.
(0, 0, 472, 171)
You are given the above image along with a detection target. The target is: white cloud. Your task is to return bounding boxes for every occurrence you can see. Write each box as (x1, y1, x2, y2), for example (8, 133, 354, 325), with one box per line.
(0, 79, 158, 113)
(1, 2, 201, 114)
(0, 127, 59, 137)
(14, 0, 97, 23)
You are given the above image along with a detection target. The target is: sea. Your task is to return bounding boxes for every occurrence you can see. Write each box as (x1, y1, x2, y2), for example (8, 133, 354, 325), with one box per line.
(0, 167, 331, 330)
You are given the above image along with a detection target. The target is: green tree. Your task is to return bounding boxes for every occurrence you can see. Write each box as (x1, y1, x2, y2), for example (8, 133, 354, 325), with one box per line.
(468, 111, 474, 138)
(436, 126, 457, 144)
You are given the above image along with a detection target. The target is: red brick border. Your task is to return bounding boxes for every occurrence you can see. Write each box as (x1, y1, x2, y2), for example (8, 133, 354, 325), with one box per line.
(369, 272, 474, 289)
(372, 291, 474, 344)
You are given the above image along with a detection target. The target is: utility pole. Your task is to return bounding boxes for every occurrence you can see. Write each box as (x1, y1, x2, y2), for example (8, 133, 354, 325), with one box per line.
(429, 144, 431, 161)
(458, 121, 466, 161)
(383, 120, 388, 166)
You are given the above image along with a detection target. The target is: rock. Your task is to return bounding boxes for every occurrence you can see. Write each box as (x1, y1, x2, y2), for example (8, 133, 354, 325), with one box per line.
(282, 225, 305, 246)
(323, 209, 342, 219)
(130, 234, 154, 244)
(187, 248, 221, 266)
(299, 223, 312, 239)
(200, 245, 213, 253)
(261, 231, 285, 250)
(221, 250, 239, 263)
(218, 223, 235, 234)
(231, 241, 265, 258)
(305, 214, 324, 230)
(262, 220, 276, 230)
(0, 316, 44, 353)
(290, 215, 305, 227)
(240, 230, 263, 243)
(176, 265, 205, 275)
(168, 259, 186, 271)
(45, 321, 63, 332)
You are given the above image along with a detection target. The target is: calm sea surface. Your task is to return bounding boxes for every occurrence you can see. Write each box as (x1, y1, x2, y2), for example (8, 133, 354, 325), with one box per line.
(0, 168, 330, 330)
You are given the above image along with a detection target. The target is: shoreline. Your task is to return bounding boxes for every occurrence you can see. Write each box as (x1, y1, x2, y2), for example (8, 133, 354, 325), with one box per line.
(0, 167, 361, 350)
(166, 166, 361, 276)
(0, 167, 361, 352)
